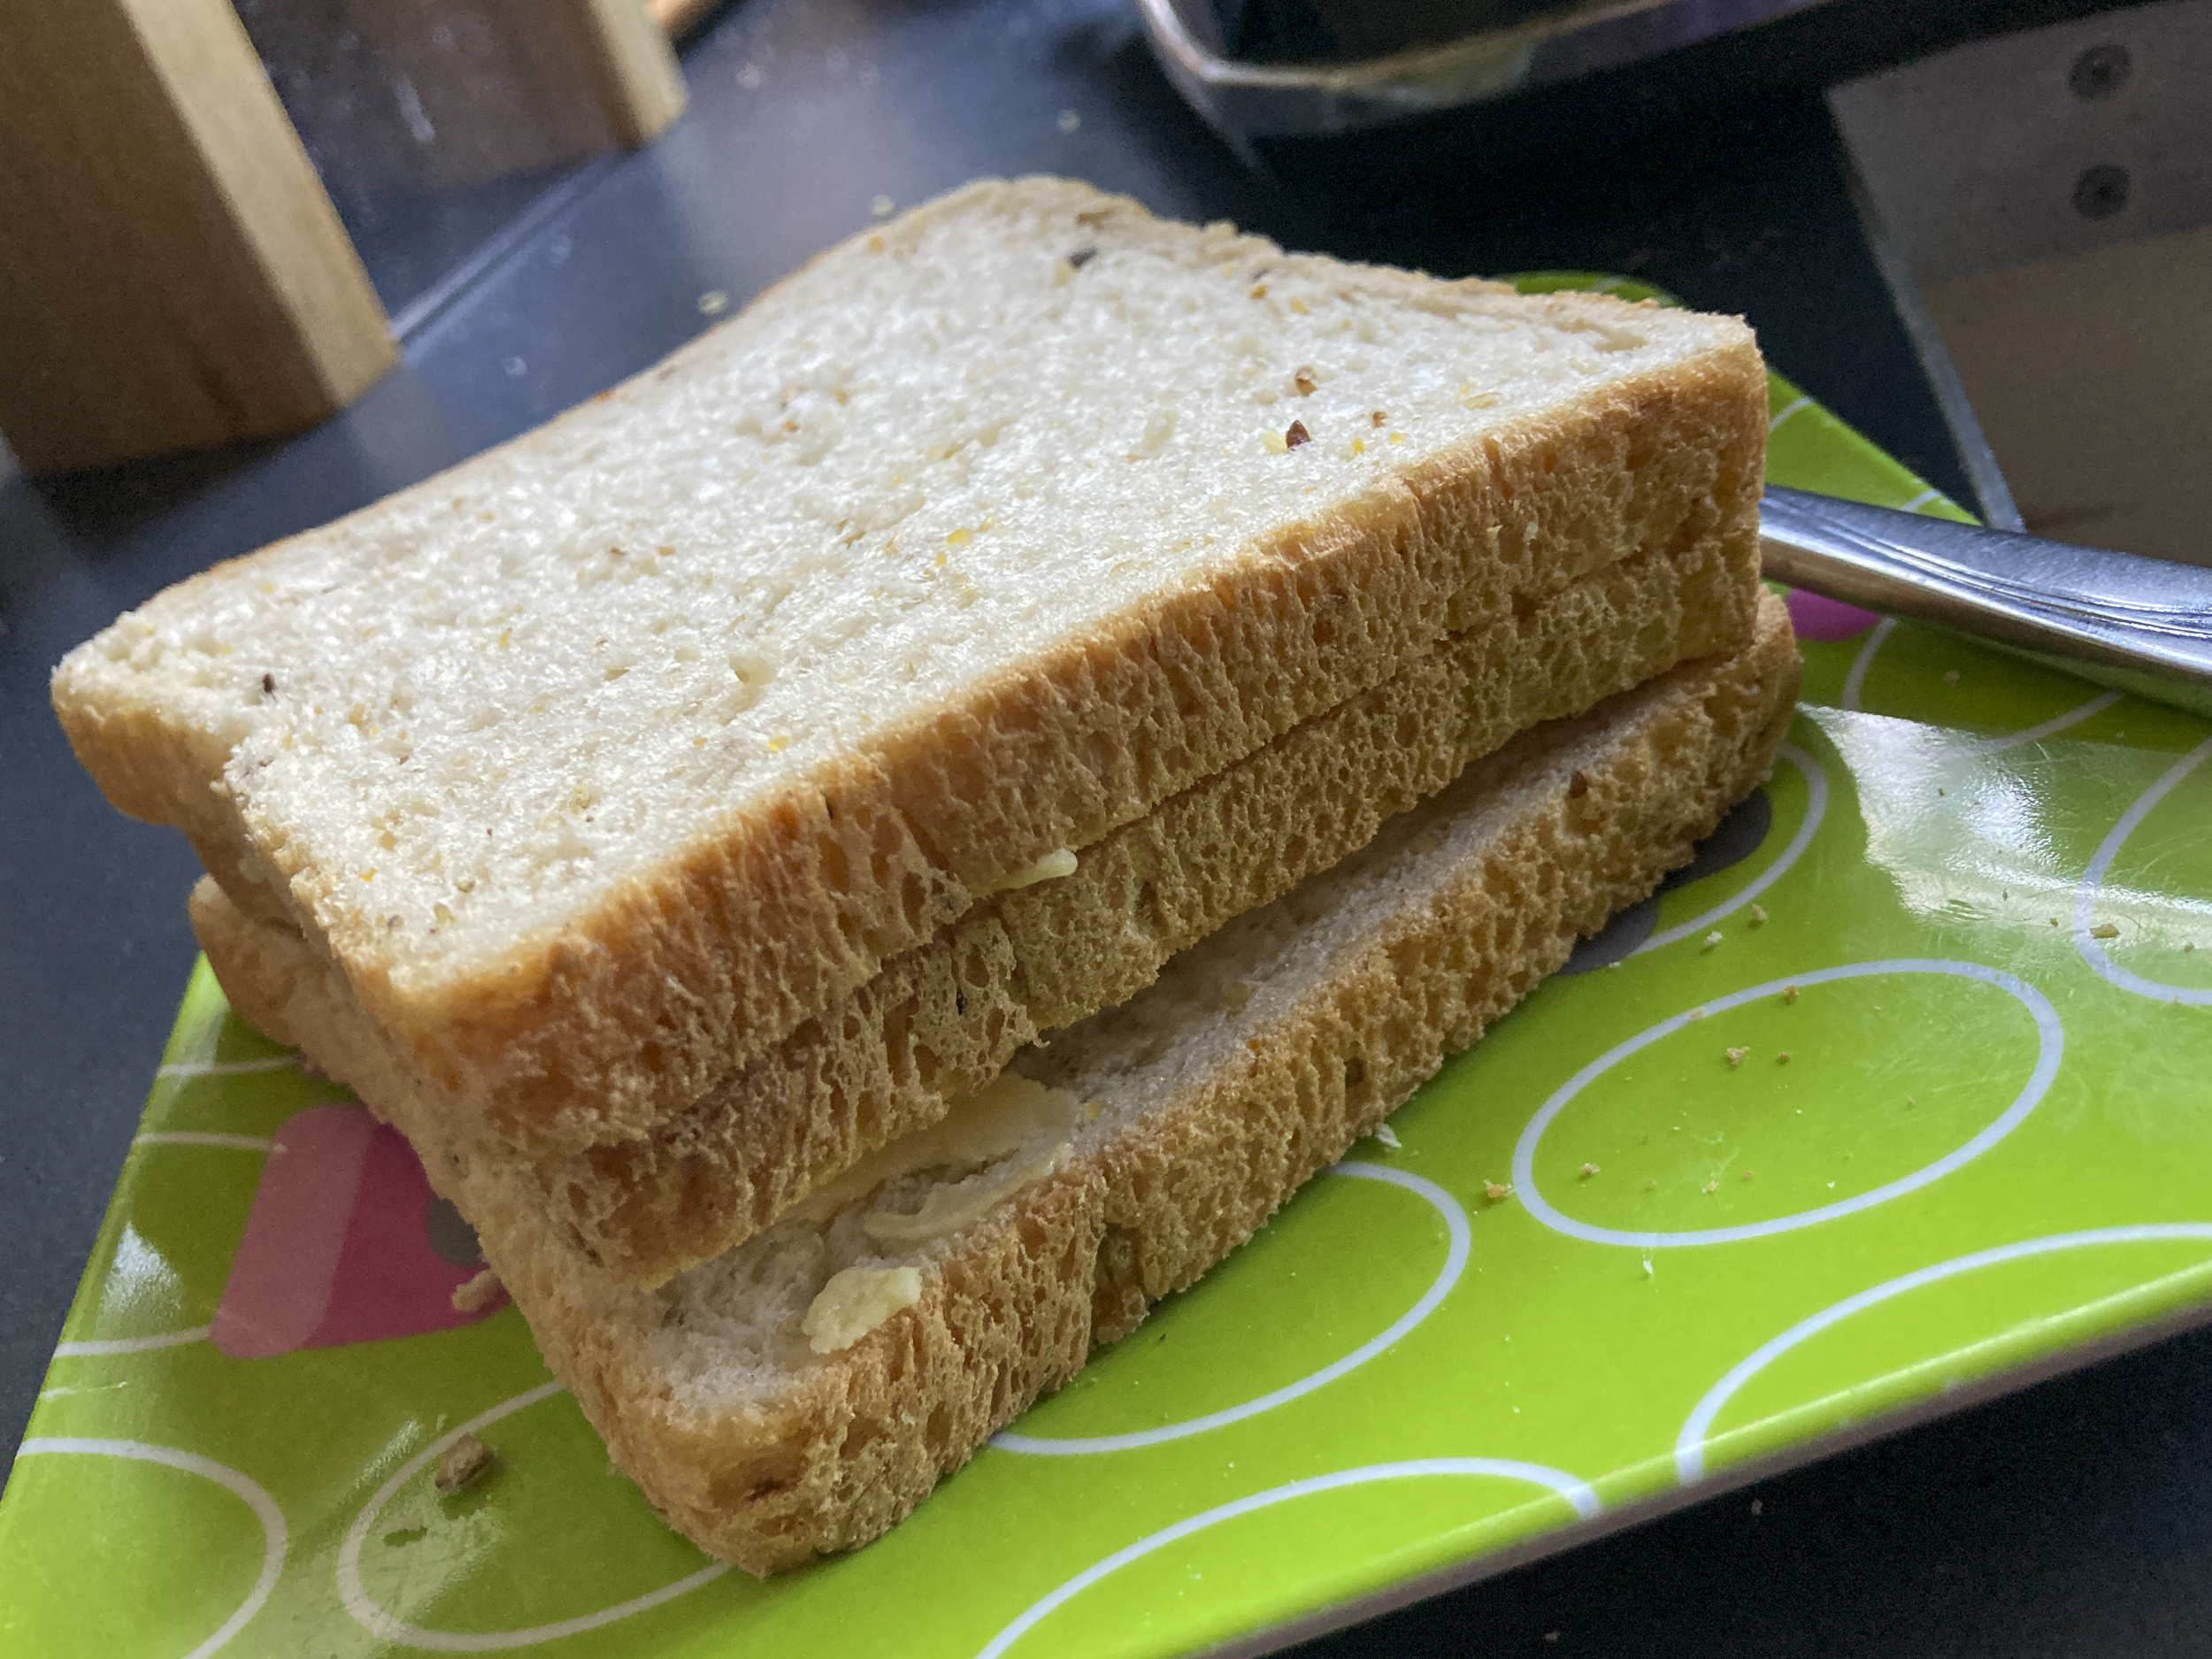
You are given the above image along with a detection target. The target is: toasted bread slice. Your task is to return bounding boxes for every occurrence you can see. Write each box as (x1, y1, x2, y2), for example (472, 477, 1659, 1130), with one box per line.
(59, 177, 1765, 1158)
(196, 595, 1797, 1573)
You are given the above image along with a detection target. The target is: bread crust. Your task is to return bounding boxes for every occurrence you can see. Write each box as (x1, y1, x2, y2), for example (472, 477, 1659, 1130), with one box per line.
(202, 595, 1797, 1575)
(59, 177, 1766, 1158)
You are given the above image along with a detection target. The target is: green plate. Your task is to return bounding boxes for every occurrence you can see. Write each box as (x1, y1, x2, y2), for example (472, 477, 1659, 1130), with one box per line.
(8, 275, 2212, 1659)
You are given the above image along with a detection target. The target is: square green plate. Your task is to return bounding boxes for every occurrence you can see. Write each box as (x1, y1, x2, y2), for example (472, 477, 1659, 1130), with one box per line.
(7, 275, 2211, 1659)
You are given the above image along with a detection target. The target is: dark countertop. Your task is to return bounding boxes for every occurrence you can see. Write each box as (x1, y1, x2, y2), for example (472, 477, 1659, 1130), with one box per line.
(3, 2, 2202, 1652)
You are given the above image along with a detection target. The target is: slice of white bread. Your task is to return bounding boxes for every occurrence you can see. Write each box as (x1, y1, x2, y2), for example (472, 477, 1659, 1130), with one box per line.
(201, 526, 1760, 1286)
(194, 594, 1797, 1574)
(57, 176, 1767, 1160)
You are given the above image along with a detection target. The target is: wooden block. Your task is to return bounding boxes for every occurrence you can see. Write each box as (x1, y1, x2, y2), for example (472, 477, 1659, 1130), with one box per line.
(650, 0, 730, 41)
(0, 0, 397, 474)
(322, 0, 688, 190)
(1926, 225, 2212, 568)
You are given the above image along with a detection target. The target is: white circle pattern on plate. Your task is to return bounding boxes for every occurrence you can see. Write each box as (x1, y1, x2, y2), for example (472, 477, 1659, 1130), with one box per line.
(15, 1438, 287, 1659)
(972, 1458, 1601, 1659)
(1674, 1224, 2212, 1482)
(1632, 743, 1827, 956)
(337, 1381, 732, 1651)
(2073, 736, 2212, 1007)
(1511, 961, 2062, 1248)
(1839, 615, 2123, 753)
(993, 1164, 1471, 1455)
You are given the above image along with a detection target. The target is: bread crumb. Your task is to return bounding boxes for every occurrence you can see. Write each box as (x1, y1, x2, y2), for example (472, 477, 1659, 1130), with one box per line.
(2049, 917, 2062, 926)
(1578, 1162, 1601, 1179)
(1701, 930, 1723, 950)
(1641, 1257, 1655, 1279)
(2090, 922, 2120, 939)
(450, 1268, 503, 1313)
(1725, 1046, 1749, 1069)
(1785, 985, 1800, 1004)
(1687, 1008, 1705, 1021)
(1646, 1179, 1657, 1190)
(1752, 1498, 1763, 1515)
(1372, 1123, 1402, 1150)
(1056, 108, 1081, 133)
(870, 194, 895, 219)
(696, 290, 729, 315)
(1907, 1094, 1916, 1107)
(1483, 1179, 1515, 1202)
(1742, 1170, 1754, 1181)
(1943, 669, 1960, 684)
(434, 1433, 496, 1495)
(1702, 1179, 1718, 1194)
(1777, 1051, 1792, 1064)
(1748, 902, 1767, 926)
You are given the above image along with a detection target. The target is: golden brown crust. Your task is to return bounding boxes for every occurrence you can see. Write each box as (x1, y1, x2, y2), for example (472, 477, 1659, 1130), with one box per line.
(201, 595, 1797, 1574)
(61, 176, 1768, 1160)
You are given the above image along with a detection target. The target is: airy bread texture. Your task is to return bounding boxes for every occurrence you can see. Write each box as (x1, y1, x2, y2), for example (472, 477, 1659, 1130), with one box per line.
(199, 524, 1759, 1286)
(59, 176, 1766, 1158)
(196, 594, 1798, 1574)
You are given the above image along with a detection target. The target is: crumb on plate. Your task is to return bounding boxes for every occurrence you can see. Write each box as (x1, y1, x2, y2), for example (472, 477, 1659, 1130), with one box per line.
(435, 1434, 496, 1495)
(451, 1268, 503, 1313)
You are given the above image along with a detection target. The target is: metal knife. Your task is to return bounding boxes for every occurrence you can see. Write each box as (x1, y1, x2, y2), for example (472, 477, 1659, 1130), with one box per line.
(1759, 486, 2212, 720)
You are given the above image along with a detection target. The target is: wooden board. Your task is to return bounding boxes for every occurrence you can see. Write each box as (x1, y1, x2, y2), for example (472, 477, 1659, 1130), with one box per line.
(321, 0, 688, 190)
(1926, 226, 2212, 567)
(650, 0, 731, 40)
(0, 0, 397, 474)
